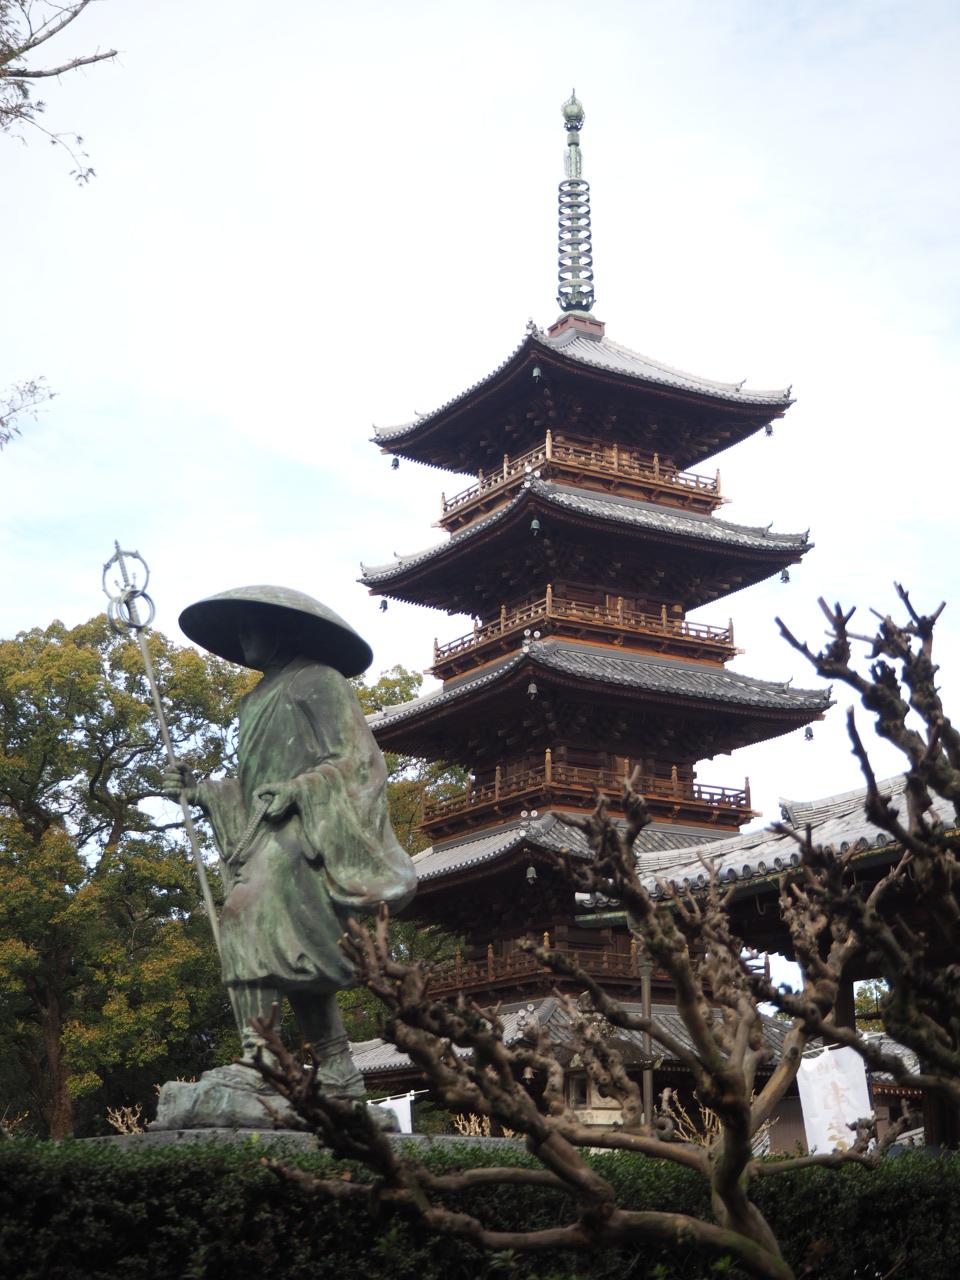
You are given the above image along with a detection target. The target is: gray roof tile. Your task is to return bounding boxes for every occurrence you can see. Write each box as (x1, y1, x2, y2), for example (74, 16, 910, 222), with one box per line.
(360, 479, 808, 584)
(353, 995, 789, 1076)
(779, 775, 906, 827)
(639, 775, 955, 897)
(372, 330, 790, 445)
(367, 638, 830, 735)
(373, 332, 530, 445)
(548, 331, 791, 406)
(412, 813, 720, 885)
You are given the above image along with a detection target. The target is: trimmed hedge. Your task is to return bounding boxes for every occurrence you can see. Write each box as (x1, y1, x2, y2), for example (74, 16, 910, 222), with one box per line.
(0, 1139, 958, 1279)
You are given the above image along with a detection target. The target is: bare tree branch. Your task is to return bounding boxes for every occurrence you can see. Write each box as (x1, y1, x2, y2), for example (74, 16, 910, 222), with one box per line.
(11, 49, 114, 77)
(0, 376, 53, 448)
(242, 587, 960, 1280)
(1, 1, 117, 180)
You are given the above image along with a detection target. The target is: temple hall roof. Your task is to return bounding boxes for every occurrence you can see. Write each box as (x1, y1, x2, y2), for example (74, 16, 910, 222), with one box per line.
(635, 775, 955, 899)
(352, 993, 789, 1077)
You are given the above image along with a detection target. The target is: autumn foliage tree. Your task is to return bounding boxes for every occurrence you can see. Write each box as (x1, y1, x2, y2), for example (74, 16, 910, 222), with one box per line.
(340, 666, 463, 1041)
(0, 621, 453, 1131)
(0, 615, 254, 1136)
(353, 665, 466, 857)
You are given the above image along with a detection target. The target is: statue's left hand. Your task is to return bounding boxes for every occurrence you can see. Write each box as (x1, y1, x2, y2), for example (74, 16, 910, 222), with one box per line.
(257, 781, 299, 821)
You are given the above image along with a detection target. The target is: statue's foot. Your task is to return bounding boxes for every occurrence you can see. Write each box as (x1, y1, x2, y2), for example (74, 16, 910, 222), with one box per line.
(207, 1060, 277, 1091)
(314, 1051, 365, 1100)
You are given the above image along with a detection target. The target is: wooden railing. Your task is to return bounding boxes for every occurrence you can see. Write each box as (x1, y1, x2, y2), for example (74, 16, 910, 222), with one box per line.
(439, 432, 721, 520)
(433, 588, 734, 667)
(429, 938, 651, 994)
(422, 754, 750, 825)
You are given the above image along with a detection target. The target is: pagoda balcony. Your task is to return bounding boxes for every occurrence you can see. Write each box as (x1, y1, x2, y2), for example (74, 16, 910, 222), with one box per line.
(421, 755, 752, 839)
(438, 432, 724, 531)
(428, 937, 661, 999)
(433, 588, 736, 677)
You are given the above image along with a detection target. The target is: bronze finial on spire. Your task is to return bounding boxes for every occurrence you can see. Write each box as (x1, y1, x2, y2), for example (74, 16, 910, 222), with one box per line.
(557, 90, 595, 313)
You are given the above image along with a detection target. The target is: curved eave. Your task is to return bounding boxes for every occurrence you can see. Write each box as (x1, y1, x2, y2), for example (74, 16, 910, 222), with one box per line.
(411, 814, 720, 892)
(354, 996, 789, 1078)
(368, 641, 831, 752)
(373, 332, 792, 471)
(360, 480, 811, 605)
(410, 813, 592, 888)
(545, 332, 791, 408)
(639, 777, 956, 901)
(372, 333, 535, 462)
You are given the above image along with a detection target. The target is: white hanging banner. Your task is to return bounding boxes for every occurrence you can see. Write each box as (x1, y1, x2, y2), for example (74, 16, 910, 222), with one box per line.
(797, 1047, 872, 1153)
(371, 1091, 415, 1134)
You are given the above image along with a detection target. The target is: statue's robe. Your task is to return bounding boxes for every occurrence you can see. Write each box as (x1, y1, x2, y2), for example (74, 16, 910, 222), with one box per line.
(198, 657, 416, 992)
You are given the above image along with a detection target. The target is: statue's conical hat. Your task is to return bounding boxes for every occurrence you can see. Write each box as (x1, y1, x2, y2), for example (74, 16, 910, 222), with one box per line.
(179, 585, 373, 677)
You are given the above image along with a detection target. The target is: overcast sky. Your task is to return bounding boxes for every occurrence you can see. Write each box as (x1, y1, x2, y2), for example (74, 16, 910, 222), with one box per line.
(2, 0, 958, 828)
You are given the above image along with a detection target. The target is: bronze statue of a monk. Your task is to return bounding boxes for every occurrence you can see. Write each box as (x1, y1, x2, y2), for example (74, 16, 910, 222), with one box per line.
(163, 585, 415, 1103)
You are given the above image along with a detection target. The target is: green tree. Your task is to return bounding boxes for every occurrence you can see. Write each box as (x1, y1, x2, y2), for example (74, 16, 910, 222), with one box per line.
(338, 666, 463, 1041)
(353, 664, 467, 857)
(0, 615, 254, 1136)
(0, 629, 459, 1129)
(854, 980, 888, 1033)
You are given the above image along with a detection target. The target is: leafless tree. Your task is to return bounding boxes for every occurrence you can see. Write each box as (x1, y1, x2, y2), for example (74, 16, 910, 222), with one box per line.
(756, 589, 960, 1108)
(0, 377, 53, 448)
(247, 588, 959, 1279)
(1, 1, 116, 180)
(250, 795, 915, 1279)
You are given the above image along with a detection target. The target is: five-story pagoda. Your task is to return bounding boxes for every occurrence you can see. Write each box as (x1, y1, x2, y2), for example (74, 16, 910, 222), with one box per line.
(360, 94, 829, 1009)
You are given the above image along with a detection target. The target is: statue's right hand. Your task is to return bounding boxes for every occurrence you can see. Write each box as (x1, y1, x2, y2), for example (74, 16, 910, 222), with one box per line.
(161, 761, 200, 804)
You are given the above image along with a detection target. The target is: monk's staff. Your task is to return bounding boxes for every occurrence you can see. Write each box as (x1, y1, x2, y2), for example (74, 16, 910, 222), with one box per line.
(101, 542, 222, 957)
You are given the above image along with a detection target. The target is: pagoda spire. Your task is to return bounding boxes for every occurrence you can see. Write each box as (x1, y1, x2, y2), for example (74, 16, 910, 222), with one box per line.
(557, 90, 595, 314)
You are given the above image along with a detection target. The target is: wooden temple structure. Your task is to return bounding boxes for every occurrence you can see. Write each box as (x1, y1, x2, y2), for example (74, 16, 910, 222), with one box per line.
(350, 98, 843, 1143)
(360, 93, 829, 1021)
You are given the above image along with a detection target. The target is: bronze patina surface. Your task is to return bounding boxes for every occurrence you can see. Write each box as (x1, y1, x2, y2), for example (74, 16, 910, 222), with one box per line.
(153, 586, 415, 1130)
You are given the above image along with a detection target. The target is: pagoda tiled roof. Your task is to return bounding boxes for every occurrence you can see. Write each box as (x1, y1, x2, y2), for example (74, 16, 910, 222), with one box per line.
(366, 639, 831, 735)
(410, 812, 720, 885)
(360, 479, 809, 587)
(372, 328, 791, 447)
(544, 330, 791, 407)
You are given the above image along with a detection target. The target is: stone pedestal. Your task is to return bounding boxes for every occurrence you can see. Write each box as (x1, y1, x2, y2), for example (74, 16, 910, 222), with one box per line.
(151, 1064, 293, 1132)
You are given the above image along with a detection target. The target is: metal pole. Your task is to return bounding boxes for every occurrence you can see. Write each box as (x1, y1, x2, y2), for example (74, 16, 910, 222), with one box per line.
(102, 543, 222, 956)
(640, 959, 653, 1128)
